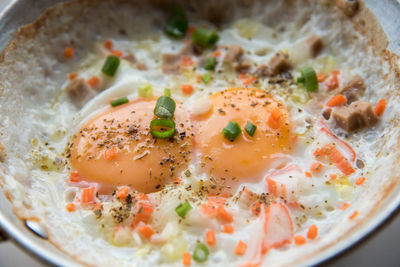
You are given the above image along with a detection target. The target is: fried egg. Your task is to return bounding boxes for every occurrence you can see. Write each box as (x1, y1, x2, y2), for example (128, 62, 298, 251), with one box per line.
(0, 1, 399, 267)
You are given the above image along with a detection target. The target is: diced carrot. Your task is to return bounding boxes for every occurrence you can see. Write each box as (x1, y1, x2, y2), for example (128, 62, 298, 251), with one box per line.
(104, 40, 113, 50)
(217, 205, 234, 223)
(111, 50, 123, 57)
(116, 186, 130, 200)
(313, 148, 323, 158)
(374, 99, 386, 116)
(68, 72, 78, 80)
(305, 171, 312, 178)
(330, 174, 337, 181)
(332, 70, 341, 76)
(105, 147, 117, 161)
(66, 203, 75, 212)
(87, 76, 100, 88)
(251, 202, 261, 216)
(138, 225, 154, 239)
(213, 50, 221, 57)
(268, 108, 281, 129)
(131, 201, 154, 228)
(64, 47, 74, 59)
(294, 235, 306, 245)
(355, 177, 366, 186)
(181, 56, 194, 66)
(317, 74, 326, 82)
(349, 211, 358, 220)
(340, 202, 350, 210)
(310, 162, 323, 173)
(234, 241, 247, 255)
(69, 171, 80, 182)
(182, 84, 194, 95)
(81, 187, 95, 204)
(307, 224, 318, 240)
(326, 94, 347, 107)
(223, 225, 234, 234)
(206, 229, 216, 245)
(238, 73, 256, 85)
(183, 251, 191, 266)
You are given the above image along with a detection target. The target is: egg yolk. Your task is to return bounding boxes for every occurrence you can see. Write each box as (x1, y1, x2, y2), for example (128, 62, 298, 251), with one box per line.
(192, 88, 294, 190)
(69, 98, 192, 194)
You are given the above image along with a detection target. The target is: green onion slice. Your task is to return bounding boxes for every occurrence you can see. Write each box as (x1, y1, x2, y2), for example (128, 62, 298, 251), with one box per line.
(164, 7, 188, 38)
(192, 243, 209, 263)
(102, 55, 120, 77)
(201, 73, 211, 84)
(150, 119, 176, 139)
(204, 57, 217, 70)
(245, 122, 257, 137)
(297, 67, 318, 92)
(192, 27, 219, 47)
(175, 201, 192, 218)
(164, 88, 172, 97)
(222, 121, 242, 142)
(111, 96, 129, 107)
(154, 96, 176, 119)
(138, 82, 153, 98)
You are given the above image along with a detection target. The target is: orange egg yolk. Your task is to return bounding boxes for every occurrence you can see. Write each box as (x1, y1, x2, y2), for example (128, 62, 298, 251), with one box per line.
(69, 98, 193, 194)
(192, 88, 294, 190)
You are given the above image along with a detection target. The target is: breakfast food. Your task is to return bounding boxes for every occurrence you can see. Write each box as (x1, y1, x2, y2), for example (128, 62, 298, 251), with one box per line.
(0, 0, 399, 266)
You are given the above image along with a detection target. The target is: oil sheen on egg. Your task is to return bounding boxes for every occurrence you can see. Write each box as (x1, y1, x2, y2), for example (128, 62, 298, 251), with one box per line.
(192, 88, 295, 191)
(69, 98, 193, 193)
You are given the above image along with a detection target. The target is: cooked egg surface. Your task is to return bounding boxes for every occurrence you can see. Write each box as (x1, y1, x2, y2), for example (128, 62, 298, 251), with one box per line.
(69, 98, 192, 193)
(193, 88, 294, 186)
(0, 1, 399, 267)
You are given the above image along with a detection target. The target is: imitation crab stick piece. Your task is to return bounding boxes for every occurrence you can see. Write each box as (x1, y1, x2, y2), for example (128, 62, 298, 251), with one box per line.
(116, 186, 130, 200)
(235, 241, 248, 255)
(320, 126, 356, 162)
(374, 99, 386, 116)
(87, 76, 100, 88)
(64, 47, 74, 59)
(318, 143, 355, 175)
(307, 224, 318, 240)
(326, 94, 347, 107)
(317, 74, 326, 82)
(206, 230, 216, 245)
(182, 252, 191, 266)
(325, 71, 340, 90)
(66, 203, 75, 212)
(138, 225, 154, 239)
(294, 235, 306, 245)
(181, 84, 194, 95)
(81, 187, 95, 204)
(105, 147, 117, 161)
(223, 225, 234, 234)
(181, 56, 194, 66)
(263, 203, 293, 249)
(69, 171, 80, 182)
(104, 40, 113, 50)
(355, 177, 366, 186)
(310, 162, 323, 173)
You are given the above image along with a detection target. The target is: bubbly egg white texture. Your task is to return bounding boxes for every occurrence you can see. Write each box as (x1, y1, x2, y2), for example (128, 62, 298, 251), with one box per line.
(0, 1, 399, 266)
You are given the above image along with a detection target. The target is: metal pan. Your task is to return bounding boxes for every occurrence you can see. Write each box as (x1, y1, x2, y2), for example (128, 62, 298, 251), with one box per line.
(0, 0, 399, 266)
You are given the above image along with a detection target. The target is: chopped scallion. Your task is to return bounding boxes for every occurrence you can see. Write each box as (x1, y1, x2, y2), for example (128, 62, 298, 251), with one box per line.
(222, 121, 241, 142)
(110, 96, 129, 107)
(102, 55, 120, 77)
(297, 67, 318, 92)
(192, 27, 219, 47)
(164, 7, 188, 38)
(138, 82, 153, 98)
(245, 122, 257, 136)
(204, 57, 217, 70)
(164, 88, 172, 97)
(154, 96, 176, 119)
(201, 73, 211, 84)
(175, 201, 192, 218)
(150, 119, 175, 139)
(192, 243, 209, 263)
